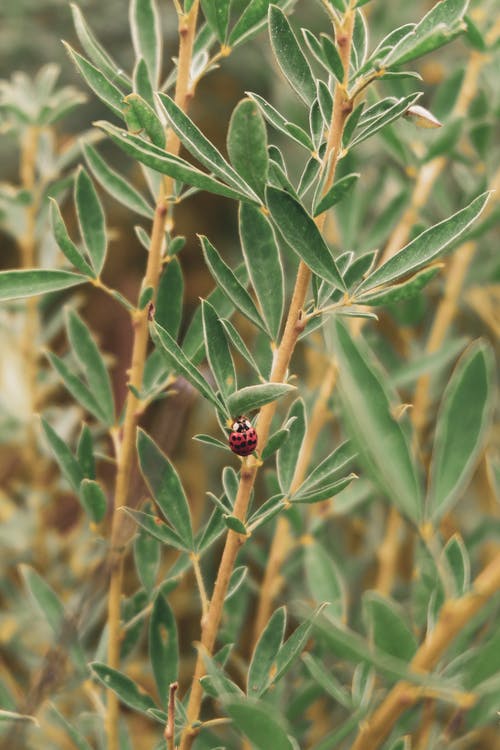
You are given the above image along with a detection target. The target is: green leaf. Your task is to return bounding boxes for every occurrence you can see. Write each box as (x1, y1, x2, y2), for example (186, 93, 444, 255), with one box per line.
(129, 0, 162, 86)
(151, 320, 221, 411)
(248, 93, 314, 152)
(77, 424, 96, 479)
(277, 399, 306, 494)
(227, 383, 295, 416)
(225, 698, 296, 750)
(304, 541, 346, 619)
(96, 121, 250, 202)
(0, 269, 87, 301)
(226, 566, 248, 600)
(274, 613, 318, 684)
(201, 0, 230, 42)
(49, 199, 96, 276)
(137, 430, 194, 549)
(48, 352, 105, 421)
(261, 426, 292, 461)
(202, 300, 236, 401)
(248, 607, 286, 697)
(63, 42, 124, 119)
(442, 534, 470, 596)
(290, 474, 355, 504)
(75, 167, 107, 275)
(266, 186, 346, 291)
(333, 320, 422, 522)
(48, 705, 92, 750)
(349, 93, 422, 148)
(134, 501, 160, 593)
(124, 508, 187, 551)
(79, 479, 107, 523)
(269, 5, 316, 105)
(70, 4, 130, 90)
(229, 0, 274, 46)
(20, 564, 64, 633)
(224, 515, 248, 535)
(239, 203, 284, 342)
(123, 93, 165, 148)
(193, 433, 230, 452)
(66, 309, 115, 426)
(227, 98, 268, 199)
(428, 342, 494, 521)
(314, 173, 359, 216)
(384, 0, 468, 67)
(41, 418, 84, 492)
(220, 318, 265, 379)
(149, 594, 179, 706)
(295, 441, 356, 496)
(302, 653, 352, 708)
(199, 235, 267, 333)
(363, 592, 417, 661)
(320, 33, 345, 82)
(157, 93, 254, 198)
(90, 663, 157, 715)
(156, 259, 183, 340)
(356, 266, 441, 307)
(133, 57, 155, 110)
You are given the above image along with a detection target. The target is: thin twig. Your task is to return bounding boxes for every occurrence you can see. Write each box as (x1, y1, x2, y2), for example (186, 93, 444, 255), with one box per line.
(165, 681, 179, 750)
(177, 11, 356, 750)
(191, 553, 209, 621)
(105, 4, 200, 749)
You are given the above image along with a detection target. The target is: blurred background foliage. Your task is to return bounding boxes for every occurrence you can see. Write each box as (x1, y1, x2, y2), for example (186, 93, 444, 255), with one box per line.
(0, 0, 499, 748)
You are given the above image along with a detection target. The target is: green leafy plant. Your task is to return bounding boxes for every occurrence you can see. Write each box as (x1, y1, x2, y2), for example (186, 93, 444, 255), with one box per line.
(1, 1, 499, 750)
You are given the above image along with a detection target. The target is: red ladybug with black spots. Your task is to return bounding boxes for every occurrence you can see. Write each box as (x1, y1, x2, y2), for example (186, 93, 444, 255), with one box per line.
(228, 416, 258, 457)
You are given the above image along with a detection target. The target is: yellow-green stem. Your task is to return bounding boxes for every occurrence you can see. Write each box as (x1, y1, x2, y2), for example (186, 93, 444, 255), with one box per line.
(178, 11, 355, 749)
(105, 4, 199, 748)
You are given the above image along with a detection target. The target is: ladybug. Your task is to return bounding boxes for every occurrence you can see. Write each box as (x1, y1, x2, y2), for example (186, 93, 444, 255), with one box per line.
(228, 416, 258, 457)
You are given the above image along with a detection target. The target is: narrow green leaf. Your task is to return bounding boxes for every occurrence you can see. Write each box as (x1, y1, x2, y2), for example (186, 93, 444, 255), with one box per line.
(226, 566, 248, 600)
(96, 121, 249, 202)
(91, 663, 157, 715)
(224, 515, 248, 535)
(79, 479, 107, 523)
(0, 269, 86, 301)
(269, 5, 316, 105)
(77, 424, 95, 479)
(63, 42, 124, 119)
(155, 259, 183, 340)
(199, 235, 266, 333)
(428, 342, 494, 521)
(151, 320, 221, 411)
(229, 0, 274, 47)
(41, 418, 84, 492)
(333, 320, 422, 522)
(363, 592, 417, 661)
(66, 309, 115, 425)
(129, 0, 162, 86)
(124, 508, 187, 551)
(134, 501, 160, 593)
(133, 57, 155, 109)
(296, 441, 356, 496)
(48, 706, 92, 750)
(248, 607, 286, 697)
(266, 186, 346, 290)
(274, 612, 319, 684)
(227, 383, 295, 416)
(239, 203, 284, 341)
(20, 564, 64, 633)
(193, 433, 230, 452)
(50, 200, 96, 276)
(248, 93, 314, 151)
(225, 698, 296, 750)
(313, 173, 360, 216)
(157, 93, 254, 197)
(384, 0, 468, 67)
(290, 474, 355, 504)
(220, 318, 265, 379)
(123, 93, 165, 148)
(149, 594, 179, 706)
(304, 541, 346, 619)
(202, 300, 236, 400)
(277, 398, 306, 494)
(70, 4, 130, 89)
(48, 352, 106, 421)
(349, 93, 423, 148)
(227, 98, 268, 199)
(137, 430, 194, 548)
(442, 534, 470, 596)
(261, 426, 292, 461)
(320, 33, 344, 81)
(75, 167, 107, 275)
(302, 653, 352, 708)
(201, 0, 230, 42)
(356, 266, 440, 306)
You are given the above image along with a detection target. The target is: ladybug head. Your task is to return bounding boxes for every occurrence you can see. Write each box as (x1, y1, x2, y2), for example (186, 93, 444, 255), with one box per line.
(231, 415, 252, 432)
